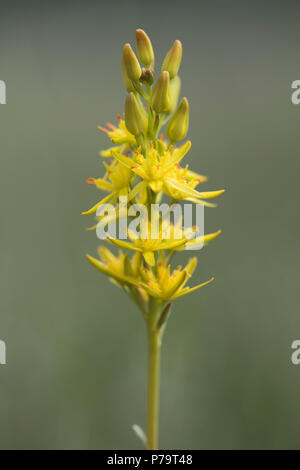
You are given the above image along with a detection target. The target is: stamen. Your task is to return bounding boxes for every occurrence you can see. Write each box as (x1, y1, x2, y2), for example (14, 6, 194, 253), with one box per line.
(86, 177, 96, 185)
(106, 122, 116, 130)
(98, 126, 109, 134)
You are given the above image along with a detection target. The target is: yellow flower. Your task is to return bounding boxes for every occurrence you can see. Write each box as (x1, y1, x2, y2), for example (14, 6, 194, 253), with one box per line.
(100, 145, 125, 158)
(105, 216, 221, 266)
(140, 255, 213, 300)
(86, 248, 149, 312)
(82, 160, 135, 216)
(98, 115, 137, 149)
(86, 247, 138, 286)
(106, 221, 188, 267)
(113, 139, 224, 205)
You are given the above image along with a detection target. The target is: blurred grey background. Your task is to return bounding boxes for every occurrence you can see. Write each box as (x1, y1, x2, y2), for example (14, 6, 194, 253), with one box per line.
(1, 0, 300, 449)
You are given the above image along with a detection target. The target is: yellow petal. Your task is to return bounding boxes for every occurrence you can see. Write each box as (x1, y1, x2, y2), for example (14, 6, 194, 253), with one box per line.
(197, 189, 225, 199)
(149, 180, 163, 192)
(82, 193, 114, 216)
(186, 197, 216, 208)
(166, 177, 224, 200)
(139, 281, 162, 299)
(93, 179, 114, 191)
(182, 230, 221, 250)
(185, 257, 198, 275)
(171, 277, 214, 299)
(158, 237, 187, 250)
(100, 145, 124, 157)
(106, 236, 142, 252)
(165, 141, 191, 170)
(143, 251, 155, 266)
(112, 151, 134, 169)
(167, 270, 188, 299)
(128, 180, 147, 202)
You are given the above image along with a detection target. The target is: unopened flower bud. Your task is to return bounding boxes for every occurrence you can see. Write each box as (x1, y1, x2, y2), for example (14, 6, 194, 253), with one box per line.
(166, 97, 189, 141)
(168, 75, 181, 113)
(122, 55, 135, 92)
(124, 92, 147, 136)
(135, 29, 154, 67)
(152, 71, 170, 113)
(122, 43, 141, 82)
(161, 40, 182, 79)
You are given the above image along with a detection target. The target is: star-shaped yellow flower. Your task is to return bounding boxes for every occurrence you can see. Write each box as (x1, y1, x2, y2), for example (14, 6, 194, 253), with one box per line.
(98, 115, 137, 151)
(82, 160, 136, 216)
(112, 139, 224, 205)
(139, 255, 213, 301)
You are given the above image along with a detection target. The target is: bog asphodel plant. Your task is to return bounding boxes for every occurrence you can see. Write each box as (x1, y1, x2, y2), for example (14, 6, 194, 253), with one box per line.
(83, 29, 224, 450)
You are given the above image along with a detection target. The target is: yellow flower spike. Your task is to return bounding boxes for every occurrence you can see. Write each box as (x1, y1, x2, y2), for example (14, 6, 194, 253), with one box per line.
(161, 40, 182, 79)
(84, 30, 223, 451)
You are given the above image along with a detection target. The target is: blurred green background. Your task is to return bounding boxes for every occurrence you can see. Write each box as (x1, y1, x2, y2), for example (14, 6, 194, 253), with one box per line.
(1, 0, 300, 449)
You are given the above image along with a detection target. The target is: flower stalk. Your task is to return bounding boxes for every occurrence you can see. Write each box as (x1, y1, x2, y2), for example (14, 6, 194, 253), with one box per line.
(147, 324, 161, 450)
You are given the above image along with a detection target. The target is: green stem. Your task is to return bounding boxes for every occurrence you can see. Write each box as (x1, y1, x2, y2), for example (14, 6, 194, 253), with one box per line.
(146, 324, 161, 450)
